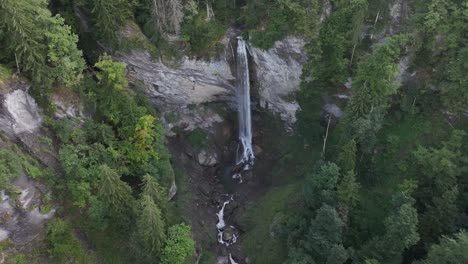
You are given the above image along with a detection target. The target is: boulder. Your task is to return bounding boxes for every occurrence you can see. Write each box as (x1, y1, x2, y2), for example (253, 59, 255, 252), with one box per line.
(253, 144, 263, 156)
(222, 226, 235, 242)
(167, 180, 177, 201)
(2, 88, 43, 135)
(197, 150, 218, 166)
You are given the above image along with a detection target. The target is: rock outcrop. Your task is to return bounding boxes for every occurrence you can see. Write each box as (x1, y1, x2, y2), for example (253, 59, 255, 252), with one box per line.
(250, 37, 306, 124)
(0, 79, 59, 170)
(118, 50, 235, 107)
(198, 150, 219, 167)
(0, 172, 55, 245)
(0, 84, 42, 138)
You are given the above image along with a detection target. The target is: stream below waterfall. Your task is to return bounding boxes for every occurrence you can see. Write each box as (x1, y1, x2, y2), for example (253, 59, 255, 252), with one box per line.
(214, 37, 254, 264)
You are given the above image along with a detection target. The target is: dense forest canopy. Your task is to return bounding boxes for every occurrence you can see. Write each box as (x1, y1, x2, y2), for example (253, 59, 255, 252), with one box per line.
(0, 0, 467, 263)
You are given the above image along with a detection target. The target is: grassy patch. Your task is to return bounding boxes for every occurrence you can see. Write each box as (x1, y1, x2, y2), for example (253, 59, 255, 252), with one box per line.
(256, 112, 321, 186)
(86, 227, 132, 264)
(186, 128, 208, 150)
(0, 64, 12, 89)
(242, 184, 300, 264)
(0, 149, 21, 188)
(46, 219, 92, 263)
(199, 251, 216, 264)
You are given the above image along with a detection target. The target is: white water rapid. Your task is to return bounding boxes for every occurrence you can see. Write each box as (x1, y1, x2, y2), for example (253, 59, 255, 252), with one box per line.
(229, 253, 239, 264)
(216, 196, 238, 246)
(235, 38, 255, 170)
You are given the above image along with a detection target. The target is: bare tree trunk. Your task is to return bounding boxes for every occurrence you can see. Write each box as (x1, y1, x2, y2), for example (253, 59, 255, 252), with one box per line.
(206, 1, 215, 21)
(370, 10, 380, 40)
(350, 43, 357, 66)
(151, 0, 183, 36)
(14, 53, 20, 74)
(322, 115, 332, 157)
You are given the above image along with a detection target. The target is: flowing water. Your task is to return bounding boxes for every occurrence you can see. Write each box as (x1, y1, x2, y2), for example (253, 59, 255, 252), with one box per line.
(216, 195, 238, 246)
(215, 37, 255, 263)
(235, 38, 254, 171)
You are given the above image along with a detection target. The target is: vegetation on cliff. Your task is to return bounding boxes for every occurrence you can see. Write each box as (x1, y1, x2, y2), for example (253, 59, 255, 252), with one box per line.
(0, 0, 466, 263)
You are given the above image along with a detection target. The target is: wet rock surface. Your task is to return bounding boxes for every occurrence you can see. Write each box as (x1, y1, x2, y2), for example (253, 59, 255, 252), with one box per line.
(0, 172, 55, 246)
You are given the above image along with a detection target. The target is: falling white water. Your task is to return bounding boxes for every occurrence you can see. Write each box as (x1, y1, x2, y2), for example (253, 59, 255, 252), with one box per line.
(216, 196, 238, 246)
(216, 198, 230, 230)
(236, 37, 255, 170)
(229, 253, 239, 264)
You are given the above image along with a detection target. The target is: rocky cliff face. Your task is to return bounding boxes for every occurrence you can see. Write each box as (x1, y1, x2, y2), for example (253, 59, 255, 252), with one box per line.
(0, 80, 59, 170)
(250, 37, 306, 124)
(0, 80, 57, 251)
(0, 83, 42, 138)
(118, 50, 235, 107)
(117, 35, 306, 128)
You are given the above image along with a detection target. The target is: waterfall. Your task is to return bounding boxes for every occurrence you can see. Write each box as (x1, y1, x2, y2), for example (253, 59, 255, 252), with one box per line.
(236, 37, 255, 170)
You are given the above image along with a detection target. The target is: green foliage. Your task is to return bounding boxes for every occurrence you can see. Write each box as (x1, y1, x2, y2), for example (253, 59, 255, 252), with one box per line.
(0, 0, 85, 99)
(46, 219, 91, 263)
(350, 106, 385, 154)
(141, 174, 166, 209)
(186, 128, 208, 149)
(160, 224, 195, 264)
(89, 0, 132, 41)
(242, 0, 314, 49)
(124, 115, 162, 163)
(417, 231, 468, 264)
(9, 254, 26, 264)
(135, 195, 166, 261)
(243, 185, 299, 264)
(97, 164, 134, 219)
(303, 162, 340, 209)
(95, 55, 128, 91)
(298, 0, 369, 142)
(59, 143, 99, 207)
(338, 140, 357, 172)
(0, 64, 12, 86)
(45, 15, 85, 87)
(362, 191, 420, 263)
(413, 0, 467, 113)
(180, 0, 226, 55)
(413, 130, 466, 243)
(343, 35, 407, 126)
(337, 170, 360, 208)
(0, 149, 20, 188)
(287, 204, 349, 264)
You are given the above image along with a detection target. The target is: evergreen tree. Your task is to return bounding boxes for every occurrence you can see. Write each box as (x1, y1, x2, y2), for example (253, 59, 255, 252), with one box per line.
(97, 164, 134, 220)
(363, 190, 420, 263)
(141, 174, 166, 208)
(304, 162, 340, 209)
(417, 231, 468, 264)
(90, 0, 131, 41)
(337, 170, 360, 208)
(0, 0, 85, 96)
(413, 130, 466, 243)
(344, 35, 407, 126)
(135, 195, 166, 261)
